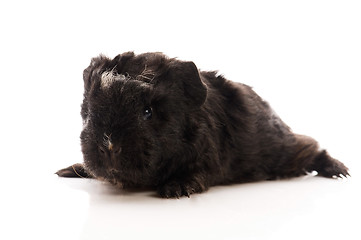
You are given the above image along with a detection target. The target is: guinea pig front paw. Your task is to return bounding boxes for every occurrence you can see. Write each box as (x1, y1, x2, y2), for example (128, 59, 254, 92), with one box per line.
(157, 178, 208, 198)
(55, 163, 92, 178)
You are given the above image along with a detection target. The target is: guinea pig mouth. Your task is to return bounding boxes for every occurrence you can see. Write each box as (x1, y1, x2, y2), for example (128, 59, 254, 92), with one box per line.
(107, 169, 121, 178)
(107, 178, 124, 188)
(94, 152, 155, 186)
(100, 169, 123, 187)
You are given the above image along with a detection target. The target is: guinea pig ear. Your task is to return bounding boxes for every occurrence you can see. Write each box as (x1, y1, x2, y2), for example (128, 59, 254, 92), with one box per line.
(107, 51, 135, 73)
(168, 61, 207, 108)
(83, 55, 108, 92)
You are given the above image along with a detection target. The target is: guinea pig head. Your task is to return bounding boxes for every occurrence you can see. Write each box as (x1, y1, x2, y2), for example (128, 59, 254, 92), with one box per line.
(80, 53, 207, 187)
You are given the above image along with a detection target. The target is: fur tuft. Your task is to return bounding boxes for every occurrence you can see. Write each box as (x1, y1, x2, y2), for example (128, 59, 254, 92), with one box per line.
(100, 68, 126, 89)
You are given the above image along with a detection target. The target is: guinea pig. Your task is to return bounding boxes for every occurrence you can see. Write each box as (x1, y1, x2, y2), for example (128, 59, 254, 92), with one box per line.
(56, 51, 349, 198)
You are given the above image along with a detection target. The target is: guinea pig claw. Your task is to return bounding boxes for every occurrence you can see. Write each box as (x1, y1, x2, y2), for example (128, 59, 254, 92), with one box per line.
(157, 178, 207, 198)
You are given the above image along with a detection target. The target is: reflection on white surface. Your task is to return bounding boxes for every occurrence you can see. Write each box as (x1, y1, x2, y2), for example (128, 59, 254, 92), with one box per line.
(3, 173, 358, 240)
(78, 176, 360, 240)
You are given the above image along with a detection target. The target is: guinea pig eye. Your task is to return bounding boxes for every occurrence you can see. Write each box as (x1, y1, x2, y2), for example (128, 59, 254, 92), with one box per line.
(143, 106, 152, 120)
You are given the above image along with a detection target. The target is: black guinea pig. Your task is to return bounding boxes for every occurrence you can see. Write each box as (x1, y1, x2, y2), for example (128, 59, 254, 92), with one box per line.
(56, 51, 349, 198)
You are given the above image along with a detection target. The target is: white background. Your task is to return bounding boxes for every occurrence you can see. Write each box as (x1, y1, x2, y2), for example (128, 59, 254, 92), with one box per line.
(0, 0, 360, 239)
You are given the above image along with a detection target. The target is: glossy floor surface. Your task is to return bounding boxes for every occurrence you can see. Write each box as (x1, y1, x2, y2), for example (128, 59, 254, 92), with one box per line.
(2, 171, 360, 240)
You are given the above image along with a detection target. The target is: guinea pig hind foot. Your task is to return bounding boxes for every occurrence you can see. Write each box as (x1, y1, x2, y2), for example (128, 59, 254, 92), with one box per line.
(55, 163, 93, 178)
(309, 151, 350, 179)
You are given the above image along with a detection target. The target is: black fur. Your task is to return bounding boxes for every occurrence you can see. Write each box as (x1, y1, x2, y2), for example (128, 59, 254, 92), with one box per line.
(56, 52, 349, 198)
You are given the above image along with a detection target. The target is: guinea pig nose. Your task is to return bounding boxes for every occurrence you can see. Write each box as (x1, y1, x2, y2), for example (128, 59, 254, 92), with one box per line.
(111, 146, 122, 155)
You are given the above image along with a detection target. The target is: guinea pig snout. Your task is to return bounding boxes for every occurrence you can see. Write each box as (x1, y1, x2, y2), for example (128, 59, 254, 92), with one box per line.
(111, 145, 122, 157)
(99, 144, 122, 163)
(109, 145, 122, 161)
